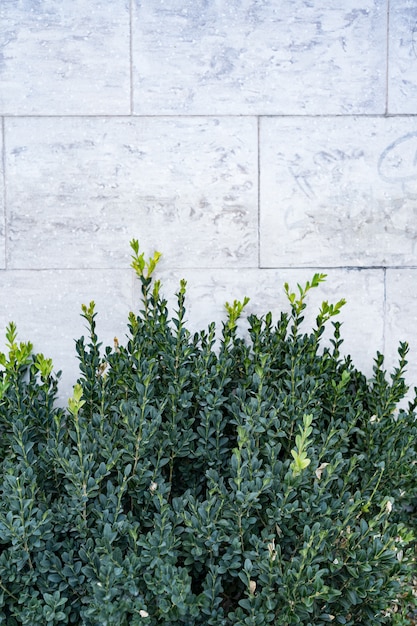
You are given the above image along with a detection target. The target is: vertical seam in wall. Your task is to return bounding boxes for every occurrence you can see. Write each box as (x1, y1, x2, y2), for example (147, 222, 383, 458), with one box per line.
(257, 116, 261, 268)
(129, 0, 134, 115)
(386, 0, 390, 115)
(382, 267, 387, 355)
(1, 117, 6, 270)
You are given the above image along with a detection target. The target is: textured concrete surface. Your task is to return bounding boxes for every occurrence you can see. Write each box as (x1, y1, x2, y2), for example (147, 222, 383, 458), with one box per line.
(0, 1, 130, 115)
(0, 122, 4, 269)
(132, 0, 386, 115)
(260, 116, 417, 267)
(389, 0, 417, 114)
(5, 116, 258, 269)
(0, 1, 416, 400)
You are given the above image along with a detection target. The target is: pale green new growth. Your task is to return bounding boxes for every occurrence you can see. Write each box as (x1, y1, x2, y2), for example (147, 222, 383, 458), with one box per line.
(290, 413, 314, 476)
(130, 238, 162, 280)
(81, 301, 96, 321)
(284, 273, 327, 316)
(0, 322, 33, 371)
(68, 383, 86, 416)
(225, 296, 250, 330)
(33, 354, 54, 381)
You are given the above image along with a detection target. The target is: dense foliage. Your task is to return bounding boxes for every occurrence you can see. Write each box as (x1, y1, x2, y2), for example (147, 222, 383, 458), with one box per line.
(0, 240, 416, 625)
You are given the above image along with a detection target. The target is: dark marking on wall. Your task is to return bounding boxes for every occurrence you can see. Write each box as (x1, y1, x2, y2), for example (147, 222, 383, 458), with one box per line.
(378, 132, 417, 182)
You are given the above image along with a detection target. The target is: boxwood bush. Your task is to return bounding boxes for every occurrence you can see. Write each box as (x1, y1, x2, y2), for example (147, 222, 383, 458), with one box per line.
(0, 240, 416, 625)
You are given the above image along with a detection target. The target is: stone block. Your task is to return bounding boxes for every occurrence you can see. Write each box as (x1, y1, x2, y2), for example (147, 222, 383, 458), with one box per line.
(132, 0, 386, 115)
(0, 0, 130, 115)
(0, 124, 4, 269)
(388, 0, 417, 113)
(260, 116, 417, 267)
(5, 116, 258, 269)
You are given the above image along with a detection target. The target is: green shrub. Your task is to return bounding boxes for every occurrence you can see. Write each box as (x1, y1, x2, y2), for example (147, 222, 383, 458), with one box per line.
(0, 240, 416, 625)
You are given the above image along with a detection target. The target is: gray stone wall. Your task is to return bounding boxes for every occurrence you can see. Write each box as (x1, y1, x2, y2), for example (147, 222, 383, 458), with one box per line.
(1, 1, 416, 397)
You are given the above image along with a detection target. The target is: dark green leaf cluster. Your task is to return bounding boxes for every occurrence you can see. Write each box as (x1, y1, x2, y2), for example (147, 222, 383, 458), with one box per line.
(0, 246, 416, 625)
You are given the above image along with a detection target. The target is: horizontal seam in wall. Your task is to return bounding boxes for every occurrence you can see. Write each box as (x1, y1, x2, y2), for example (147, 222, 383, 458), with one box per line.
(1, 113, 417, 120)
(1, 266, 417, 273)
(258, 266, 417, 271)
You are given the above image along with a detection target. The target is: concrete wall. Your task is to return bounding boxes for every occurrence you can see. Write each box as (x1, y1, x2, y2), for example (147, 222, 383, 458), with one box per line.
(1, 1, 417, 398)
